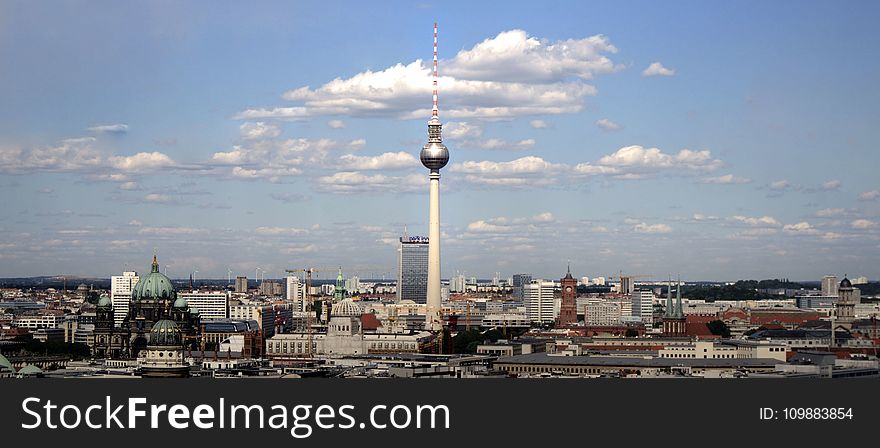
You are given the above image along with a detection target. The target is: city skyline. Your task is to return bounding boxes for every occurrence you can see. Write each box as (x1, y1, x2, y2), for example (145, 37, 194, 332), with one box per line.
(1, 1, 880, 280)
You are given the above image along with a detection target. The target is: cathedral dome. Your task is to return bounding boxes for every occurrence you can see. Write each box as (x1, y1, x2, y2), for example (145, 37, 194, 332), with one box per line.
(173, 296, 188, 309)
(97, 296, 112, 307)
(840, 277, 852, 289)
(331, 298, 362, 317)
(149, 319, 182, 346)
(132, 255, 176, 301)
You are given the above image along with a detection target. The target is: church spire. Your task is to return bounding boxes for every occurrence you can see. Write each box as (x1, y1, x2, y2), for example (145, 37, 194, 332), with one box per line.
(334, 267, 346, 301)
(665, 276, 674, 318)
(675, 276, 683, 318)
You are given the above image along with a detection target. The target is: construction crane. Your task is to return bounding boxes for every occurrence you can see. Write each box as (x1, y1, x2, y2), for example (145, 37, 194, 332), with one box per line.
(284, 267, 341, 358)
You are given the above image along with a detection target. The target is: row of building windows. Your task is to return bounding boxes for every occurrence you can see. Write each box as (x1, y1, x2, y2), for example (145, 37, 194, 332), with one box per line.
(267, 339, 420, 354)
(368, 341, 416, 351)
(503, 365, 608, 375)
(270, 341, 318, 354)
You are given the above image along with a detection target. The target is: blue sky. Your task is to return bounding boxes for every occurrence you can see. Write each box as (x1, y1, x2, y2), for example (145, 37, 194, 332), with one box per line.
(1, 0, 879, 281)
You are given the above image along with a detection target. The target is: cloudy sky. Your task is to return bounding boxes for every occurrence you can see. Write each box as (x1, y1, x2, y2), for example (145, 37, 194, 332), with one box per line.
(1, 0, 879, 281)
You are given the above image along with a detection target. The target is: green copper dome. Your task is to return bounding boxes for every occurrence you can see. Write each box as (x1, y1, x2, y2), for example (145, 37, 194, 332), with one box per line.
(97, 296, 112, 307)
(0, 353, 12, 371)
(173, 296, 188, 308)
(149, 319, 182, 346)
(18, 364, 43, 375)
(132, 255, 176, 301)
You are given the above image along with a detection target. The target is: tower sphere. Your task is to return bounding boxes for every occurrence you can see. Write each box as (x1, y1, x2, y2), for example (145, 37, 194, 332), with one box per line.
(420, 141, 449, 170)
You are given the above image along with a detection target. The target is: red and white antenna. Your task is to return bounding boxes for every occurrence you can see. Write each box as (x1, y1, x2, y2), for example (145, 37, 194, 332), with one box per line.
(432, 22, 439, 118)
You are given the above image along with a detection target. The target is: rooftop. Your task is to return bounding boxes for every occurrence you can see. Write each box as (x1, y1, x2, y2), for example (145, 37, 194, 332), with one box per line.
(496, 352, 779, 368)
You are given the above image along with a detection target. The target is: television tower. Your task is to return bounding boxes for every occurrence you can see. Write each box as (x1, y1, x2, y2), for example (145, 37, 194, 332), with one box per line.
(421, 22, 449, 332)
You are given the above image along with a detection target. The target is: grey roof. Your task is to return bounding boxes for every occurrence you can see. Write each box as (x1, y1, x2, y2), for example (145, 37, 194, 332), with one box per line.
(202, 319, 259, 333)
(748, 329, 851, 340)
(496, 352, 778, 368)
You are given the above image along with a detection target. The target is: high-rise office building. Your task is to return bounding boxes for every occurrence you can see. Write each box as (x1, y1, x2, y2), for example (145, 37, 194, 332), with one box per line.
(584, 299, 622, 326)
(451, 273, 467, 293)
(177, 290, 229, 321)
(397, 235, 429, 303)
(512, 274, 532, 301)
(234, 276, 248, 293)
(523, 280, 558, 324)
(110, 271, 139, 328)
(259, 280, 282, 296)
(619, 276, 635, 295)
(630, 289, 655, 326)
(345, 275, 360, 294)
(286, 275, 304, 311)
(821, 275, 839, 297)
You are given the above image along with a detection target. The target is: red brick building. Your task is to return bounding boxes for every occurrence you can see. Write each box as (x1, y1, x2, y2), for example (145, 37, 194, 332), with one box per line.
(557, 266, 578, 326)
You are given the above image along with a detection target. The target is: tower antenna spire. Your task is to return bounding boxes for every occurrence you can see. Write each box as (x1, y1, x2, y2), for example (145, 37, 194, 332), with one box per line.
(432, 21, 439, 119)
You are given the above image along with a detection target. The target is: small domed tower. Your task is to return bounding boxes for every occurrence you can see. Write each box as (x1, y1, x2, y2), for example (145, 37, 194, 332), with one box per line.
(141, 319, 189, 378)
(835, 276, 857, 330)
(328, 298, 363, 337)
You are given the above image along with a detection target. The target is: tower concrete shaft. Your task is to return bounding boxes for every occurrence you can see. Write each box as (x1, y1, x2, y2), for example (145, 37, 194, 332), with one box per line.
(426, 171, 442, 331)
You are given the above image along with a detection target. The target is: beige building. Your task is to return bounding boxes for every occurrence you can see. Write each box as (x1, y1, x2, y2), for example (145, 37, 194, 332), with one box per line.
(266, 298, 433, 359)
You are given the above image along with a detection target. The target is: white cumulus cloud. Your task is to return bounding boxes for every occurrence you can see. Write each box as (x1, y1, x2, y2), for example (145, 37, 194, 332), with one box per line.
(783, 222, 819, 235)
(851, 219, 877, 229)
(451, 156, 564, 187)
(529, 120, 548, 129)
(633, 222, 672, 234)
(642, 62, 675, 77)
(731, 215, 780, 227)
(240, 122, 281, 140)
(108, 152, 175, 172)
(87, 123, 129, 134)
(699, 174, 752, 184)
(317, 172, 422, 193)
(858, 190, 880, 201)
(235, 29, 622, 120)
(595, 118, 620, 131)
(337, 152, 419, 170)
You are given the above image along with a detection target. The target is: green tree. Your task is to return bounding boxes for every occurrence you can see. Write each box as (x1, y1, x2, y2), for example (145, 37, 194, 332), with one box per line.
(706, 320, 731, 338)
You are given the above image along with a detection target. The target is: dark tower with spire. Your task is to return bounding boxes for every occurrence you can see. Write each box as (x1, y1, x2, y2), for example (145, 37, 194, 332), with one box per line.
(558, 264, 578, 326)
(662, 277, 687, 337)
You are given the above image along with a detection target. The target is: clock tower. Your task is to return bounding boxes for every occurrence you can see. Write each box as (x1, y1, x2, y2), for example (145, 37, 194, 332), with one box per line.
(558, 265, 578, 326)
